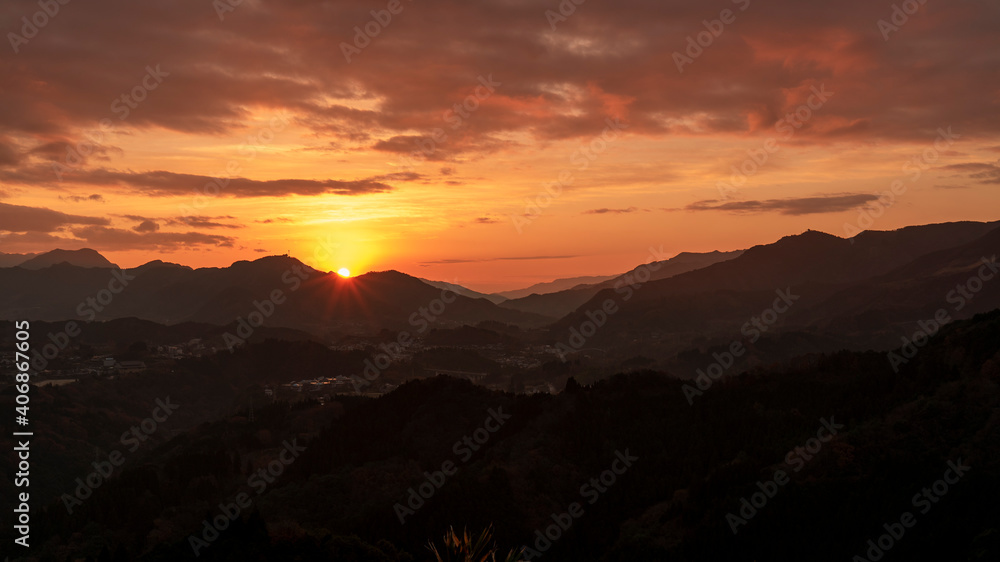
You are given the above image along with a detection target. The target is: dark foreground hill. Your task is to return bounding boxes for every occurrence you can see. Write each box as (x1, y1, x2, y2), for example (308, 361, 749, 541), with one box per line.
(2, 310, 998, 561)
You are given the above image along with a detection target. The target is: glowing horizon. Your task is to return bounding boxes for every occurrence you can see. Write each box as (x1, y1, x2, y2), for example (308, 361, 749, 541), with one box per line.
(2, 0, 998, 293)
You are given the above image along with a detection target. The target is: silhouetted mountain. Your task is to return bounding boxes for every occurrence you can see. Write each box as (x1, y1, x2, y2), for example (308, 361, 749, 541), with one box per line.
(595, 250, 746, 291)
(496, 274, 618, 300)
(499, 250, 744, 318)
(798, 222, 1000, 332)
(0, 251, 36, 267)
(133, 259, 193, 272)
(0, 256, 549, 336)
(420, 278, 507, 304)
(553, 221, 1000, 356)
(17, 248, 117, 270)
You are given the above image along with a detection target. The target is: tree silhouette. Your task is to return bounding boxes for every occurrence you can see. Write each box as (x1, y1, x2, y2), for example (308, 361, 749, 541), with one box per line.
(428, 526, 524, 562)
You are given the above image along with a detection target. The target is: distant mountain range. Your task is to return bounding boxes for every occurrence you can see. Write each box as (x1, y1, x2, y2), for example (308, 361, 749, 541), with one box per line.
(495, 275, 617, 300)
(0, 251, 37, 267)
(0, 248, 114, 269)
(2, 220, 998, 350)
(0, 255, 549, 336)
(497, 250, 745, 318)
(419, 278, 507, 304)
(554, 220, 1000, 357)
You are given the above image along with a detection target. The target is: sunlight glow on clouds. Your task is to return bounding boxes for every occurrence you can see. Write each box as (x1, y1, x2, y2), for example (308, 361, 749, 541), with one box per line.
(0, 0, 997, 289)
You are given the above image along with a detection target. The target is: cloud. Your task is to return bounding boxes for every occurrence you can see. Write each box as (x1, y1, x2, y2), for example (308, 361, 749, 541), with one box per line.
(27, 139, 120, 166)
(938, 163, 998, 173)
(0, 203, 237, 250)
(69, 226, 235, 250)
(118, 213, 240, 232)
(684, 194, 880, 215)
(166, 215, 242, 229)
(132, 220, 160, 233)
(584, 207, 641, 214)
(0, 231, 75, 246)
(496, 255, 580, 261)
(371, 172, 424, 182)
(0, 166, 394, 197)
(256, 217, 294, 224)
(0, 202, 109, 233)
(474, 217, 499, 224)
(371, 133, 519, 161)
(420, 255, 579, 265)
(59, 193, 106, 203)
(937, 162, 1000, 184)
(0, 137, 19, 167)
(1, 0, 998, 223)
(3, 0, 996, 159)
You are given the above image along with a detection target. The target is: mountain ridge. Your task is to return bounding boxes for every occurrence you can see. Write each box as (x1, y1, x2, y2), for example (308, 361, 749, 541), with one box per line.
(16, 248, 117, 270)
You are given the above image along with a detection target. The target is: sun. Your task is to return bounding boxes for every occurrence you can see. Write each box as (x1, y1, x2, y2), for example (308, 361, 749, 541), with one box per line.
(337, 267, 351, 277)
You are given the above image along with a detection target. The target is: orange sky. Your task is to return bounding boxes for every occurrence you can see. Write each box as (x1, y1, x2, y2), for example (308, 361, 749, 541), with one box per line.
(1, 0, 998, 292)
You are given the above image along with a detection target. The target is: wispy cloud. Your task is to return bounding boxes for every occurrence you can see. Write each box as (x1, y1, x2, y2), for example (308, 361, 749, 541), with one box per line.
(683, 194, 879, 215)
(937, 162, 1000, 184)
(166, 215, 242, 229)
(584, 207, 642, 214)
(420, 255, 579, 265)
(0, 166, 396, 198)
(69, 226, 235, 250)
(59, 193, 105, 203)
(132, 220, 159, 233)
(0, 202, 109, 232)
